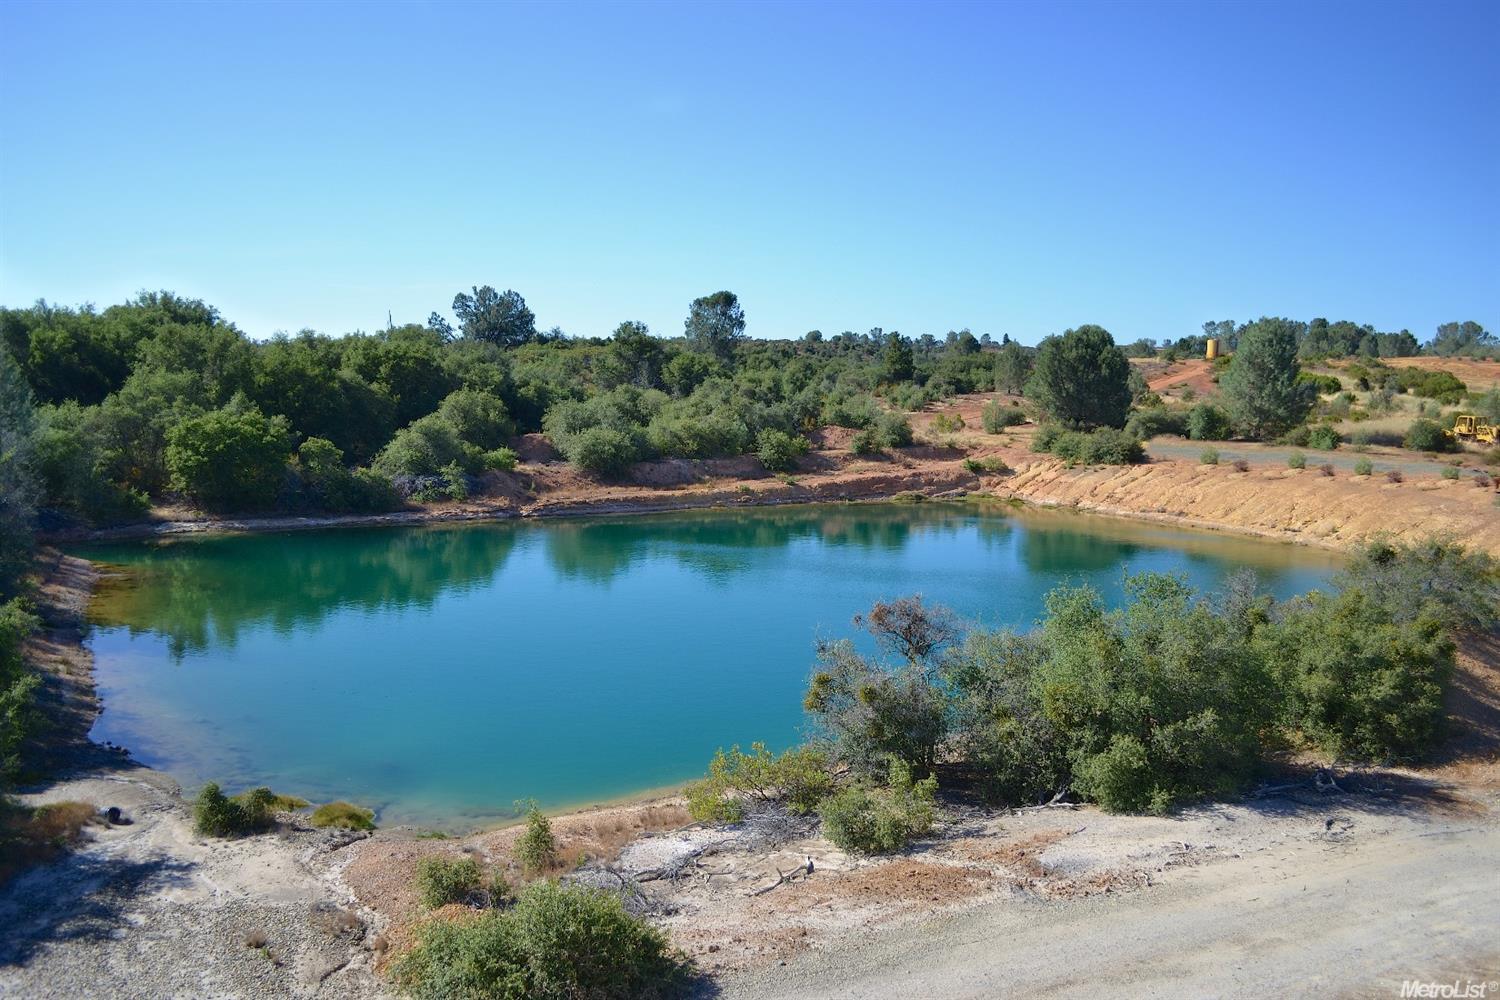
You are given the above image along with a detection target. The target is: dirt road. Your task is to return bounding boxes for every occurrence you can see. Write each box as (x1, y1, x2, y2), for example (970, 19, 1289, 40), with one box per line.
(721, 814, 1500, 999)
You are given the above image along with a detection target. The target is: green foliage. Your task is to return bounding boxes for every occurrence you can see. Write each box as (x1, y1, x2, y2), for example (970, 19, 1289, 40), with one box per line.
(392, 880, 688, 1000)
(1199, 447, 1220, 465)
(514, 801, 556, 875)
(930, 412, 965, 434)
(310, 801, 376, 830)
(436, 389, 515, 450)
(1404, 418, 1456, 453)
(1338, 537, 1498, 632)
(1220, 318, 1316, 439)
(1306, 424, 1342, 450)
(193, 782, 276, 837)
(1025, 325, 1132, 430)
(1296, 371, 1344, 395)
(30, 402, 149, 524)
(963, 456, 1010, 475)
(295, 437, 401, 513)
(1442, 465, 1460, 480)
(849, 412, 912, 454)
(804, 597, 956, 775)
(451, 287, 537, 347)
(1034, 575, 1277, 812)
(881, 333, 915, 384)
(1287, 451, 1306, 470)
(1266, 590, 1452, 759)
(684, 742, 833, 823)
(755, 429, 809, 472)
(417, 855, 483, 909)
(1354, 457, 1374, 475)
(684, 291, 746, 364)
(1397, 368, 1467, 404)
(0, 348, 39, 596)
(482, 447, 519, 472)
(166, 405, 293, 512)
(1186, 403, 1232, 441)
(992, 340, 1033, 396)
(1042, 427, 1144, 466)
(818, 759, 937, 855)
(0, 600, 41, 785)
(981, 400, 1027, 433)
(1124, 407, 1188, 440)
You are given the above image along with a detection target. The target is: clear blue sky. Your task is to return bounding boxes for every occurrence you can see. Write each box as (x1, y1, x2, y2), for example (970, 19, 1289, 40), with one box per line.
(1, 1, 1495, 345)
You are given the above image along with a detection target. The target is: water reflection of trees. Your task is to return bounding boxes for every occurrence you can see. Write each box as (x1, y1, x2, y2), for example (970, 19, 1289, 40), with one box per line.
(86, 524, 521, 658)
(540, 504, 1004, 583)
(84, 504, 1014, 657)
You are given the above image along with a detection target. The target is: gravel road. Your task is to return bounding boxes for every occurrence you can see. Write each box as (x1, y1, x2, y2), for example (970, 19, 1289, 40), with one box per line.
(720, 814, 1500, 999)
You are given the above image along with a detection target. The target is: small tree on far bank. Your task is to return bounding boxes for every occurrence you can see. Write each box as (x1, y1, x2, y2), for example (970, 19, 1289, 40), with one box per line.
(684, 291, 746, 364)
(1025, 325, 1131, 429)
(1219, 318, 1315, 440)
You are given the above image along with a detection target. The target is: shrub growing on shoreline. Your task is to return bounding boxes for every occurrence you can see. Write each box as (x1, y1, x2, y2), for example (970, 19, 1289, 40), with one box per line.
(514, 800, 557, 875)
(684, 743, 833, 823)
(311, 801, 376, 831)
(755, 429, 809, 472)
(1033, 425, 1144, 466)
(194, 782, 275, 837)
(819, 759, 937, 855)
(416, 855, 482, 909)
(393, 881, 688, 1000)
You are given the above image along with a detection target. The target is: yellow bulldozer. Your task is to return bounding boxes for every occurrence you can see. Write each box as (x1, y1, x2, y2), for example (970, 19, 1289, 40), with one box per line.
(1449, 414, 1497, 445)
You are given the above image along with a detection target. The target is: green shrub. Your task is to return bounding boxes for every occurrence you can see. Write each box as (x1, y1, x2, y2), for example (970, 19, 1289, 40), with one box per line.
(295, 437, 402, 513)
(1442, 466, 1460, 480)
(1296, 372, 1343, 395)
(1046, 427, 1144, 465)
(482, 447, 519, 472)
(963, 456, 1010, 475)
(1034, 575, 1277, 813)
(1124, 407, 1187, 440)
(1287, 451, 1306, 470)
(818, 759, 937, 855)
(1267, 589, 1453, 760)
(1199, 447, 1219, 465)
(1354, 457, 1374, 476)
(393, 881, 688, 1000)
(0, 599, 40, 784)
(684, 743, 833, 823)
(514, 801, 556, 875)
(1186, 403, 1231, 441)
(1404, 419, 1456, 453)
(310, 801, 376, 830)
(981, 400, 1027, 433)
(755, 429, 809, 472)
(849, 412, 912, 454)
(193, 782, 274, 837)
(1279, 425, 1311, 447)
(931, 412, 965, 434)
(1338, 538, 1498, 633)
(166, 406, 293, 512)
(567, 426, 643, 478)
(1397, 368, 1467, 404)
(1306, 424, 1341, 450)
(416, 855, 483, 909)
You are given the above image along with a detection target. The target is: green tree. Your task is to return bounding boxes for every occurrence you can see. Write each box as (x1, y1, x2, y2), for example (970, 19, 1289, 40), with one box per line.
(1428, 320, 1495, 357)
(1219, 317, 1315, 439)
(166, 405, 293, 512)
(605, 321, 665, 389)
(881, 333, 915, 384)
(0, 346, 38, 598)
(452, 286, 537, 347)
(993, 340, 1033, 395)
(1025, 325, 1131, 429)
(684, 291, 746, 364)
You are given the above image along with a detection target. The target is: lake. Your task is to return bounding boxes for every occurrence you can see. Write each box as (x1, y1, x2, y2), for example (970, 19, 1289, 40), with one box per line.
(76, 502, 1339, 828)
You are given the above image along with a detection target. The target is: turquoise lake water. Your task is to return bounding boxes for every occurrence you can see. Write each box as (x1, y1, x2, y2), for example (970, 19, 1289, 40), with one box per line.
(76, 503, 1339, 828)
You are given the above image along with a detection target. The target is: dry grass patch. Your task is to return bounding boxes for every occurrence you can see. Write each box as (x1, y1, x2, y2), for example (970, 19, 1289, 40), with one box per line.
(0, 799, 97, 884)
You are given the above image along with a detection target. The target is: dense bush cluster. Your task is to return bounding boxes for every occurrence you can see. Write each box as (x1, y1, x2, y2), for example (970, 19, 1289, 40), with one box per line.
(393, 880, 689, 1000)
(980, 399, 1027, 433)
(1032, 425, 1144, 465)
(689, 540, 1488, 845)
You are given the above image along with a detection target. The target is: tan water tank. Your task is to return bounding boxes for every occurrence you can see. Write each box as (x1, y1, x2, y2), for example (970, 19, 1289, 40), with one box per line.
(1205, 338, 1219, 360)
